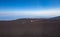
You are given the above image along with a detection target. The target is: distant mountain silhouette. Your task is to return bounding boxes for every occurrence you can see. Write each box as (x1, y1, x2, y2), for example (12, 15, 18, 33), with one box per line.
(50, 16, 60, 19)
(0, 16, 60, 37)
(47, 16, 60, 22)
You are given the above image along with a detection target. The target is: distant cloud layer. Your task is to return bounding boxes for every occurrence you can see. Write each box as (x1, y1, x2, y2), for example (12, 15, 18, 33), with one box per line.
(0, 8, 60, 18)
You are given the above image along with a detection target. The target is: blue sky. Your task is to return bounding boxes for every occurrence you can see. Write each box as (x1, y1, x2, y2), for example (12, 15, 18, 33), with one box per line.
(0, 0, 60, 20)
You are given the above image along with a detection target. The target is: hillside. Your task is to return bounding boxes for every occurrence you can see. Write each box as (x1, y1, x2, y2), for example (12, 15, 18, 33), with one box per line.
(0, 16, 60, 37)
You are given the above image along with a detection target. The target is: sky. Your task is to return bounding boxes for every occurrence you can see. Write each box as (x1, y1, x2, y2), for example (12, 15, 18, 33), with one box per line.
(0, 0, 60, 20)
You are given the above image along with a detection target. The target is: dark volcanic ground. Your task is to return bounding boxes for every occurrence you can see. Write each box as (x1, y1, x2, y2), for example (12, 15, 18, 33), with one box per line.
(0, 17, 60, 37)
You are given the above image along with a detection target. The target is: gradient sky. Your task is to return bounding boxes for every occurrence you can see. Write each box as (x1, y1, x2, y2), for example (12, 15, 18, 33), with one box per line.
(0, 0, 60, 20)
